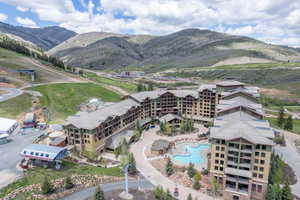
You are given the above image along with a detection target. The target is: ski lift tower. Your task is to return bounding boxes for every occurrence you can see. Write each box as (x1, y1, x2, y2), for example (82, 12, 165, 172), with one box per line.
(119, 164, 133, 199)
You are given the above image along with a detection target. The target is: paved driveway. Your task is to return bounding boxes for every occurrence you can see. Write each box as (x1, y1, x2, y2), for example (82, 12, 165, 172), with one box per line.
(130, 127, 219, 200)
(62, 179, 154, 200)
(0, 87, 23, 102)
(0, 128, 45, 189)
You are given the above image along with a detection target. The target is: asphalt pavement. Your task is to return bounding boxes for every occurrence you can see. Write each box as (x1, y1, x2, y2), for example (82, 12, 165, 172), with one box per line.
(0, 87, 23, 102)
(0, 128, 45, 189)
(62, 179, 154, 200)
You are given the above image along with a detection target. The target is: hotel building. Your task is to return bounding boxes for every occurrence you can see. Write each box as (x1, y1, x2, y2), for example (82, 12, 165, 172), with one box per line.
(64, 80, 273, 199)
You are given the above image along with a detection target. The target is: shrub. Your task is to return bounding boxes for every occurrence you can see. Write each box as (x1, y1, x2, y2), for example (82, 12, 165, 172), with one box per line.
(41, 176, 54, 195)
(64, 176, 74, 189)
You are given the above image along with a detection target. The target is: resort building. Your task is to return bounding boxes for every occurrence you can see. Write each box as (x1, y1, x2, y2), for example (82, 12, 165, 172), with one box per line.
(209, 81, 274, 200)
(65, 85, 219, 153)
(64, 99, 141, 153)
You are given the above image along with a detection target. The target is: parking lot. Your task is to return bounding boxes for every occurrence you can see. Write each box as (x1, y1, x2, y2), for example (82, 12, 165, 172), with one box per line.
(0, 127, 45, 188)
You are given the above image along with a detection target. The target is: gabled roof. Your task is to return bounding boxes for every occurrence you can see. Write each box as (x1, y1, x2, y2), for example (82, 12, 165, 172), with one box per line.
(217, 98, 264, 117)
(210, 119, 274, 145)
(198, 84, 216, 92)
(65, 99, 140, 129)
(222, 89, 259, 101)
(130, 90, 198, 102)
(216, 80, 244, 87)
(159, 114, 182, 122)
(20, 144, 68, 161)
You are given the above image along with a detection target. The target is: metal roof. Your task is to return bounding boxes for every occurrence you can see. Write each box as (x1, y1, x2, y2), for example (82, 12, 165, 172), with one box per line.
(210, 118, 274, 145)
(130, 90, 198, 102)
(20, 144, 68, 161)
(151, 139, 170, 151)
(159, 114, 182, 122)
(65, 99, 140, 130)
(216, 80, 245, 87)
(0, 117, 17, 132)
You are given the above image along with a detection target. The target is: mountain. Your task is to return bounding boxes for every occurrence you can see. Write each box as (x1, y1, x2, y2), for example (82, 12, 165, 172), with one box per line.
(0, 22, 76, 50)
(48, 32, 154, 55)
(49, 28, 300, 71)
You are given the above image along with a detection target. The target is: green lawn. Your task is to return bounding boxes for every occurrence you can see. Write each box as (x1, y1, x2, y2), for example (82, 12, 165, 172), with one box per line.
(30, 83, 121, 122)
(0, 160, 122, 198)
(85, 72, 137, 93)
(0, 93, 32, 118)
(267, 117, 300, 134)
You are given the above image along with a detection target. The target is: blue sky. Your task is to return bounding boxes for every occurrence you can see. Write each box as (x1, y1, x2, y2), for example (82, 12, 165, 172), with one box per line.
(0, 0, 299, 46)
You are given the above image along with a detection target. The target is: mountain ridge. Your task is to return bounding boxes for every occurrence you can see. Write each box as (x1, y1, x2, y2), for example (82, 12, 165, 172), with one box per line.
(0, 22, 76, 50)
(49, 28, 300, 71)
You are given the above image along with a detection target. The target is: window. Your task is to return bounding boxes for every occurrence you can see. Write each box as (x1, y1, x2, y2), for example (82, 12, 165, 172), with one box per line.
(35, 152, 39, 156)
(233, 195, 239, 200)
(259, 174, 263, 179)
(216, 146, 220, 151)
(215, 160, 219, 164)
(221, 147, 225, 151)
(221, 154, 225, 158)
(256, 144, 260, 149)
(30, 152, 34, 155)
(254, 166, 258, 170)
(23, 151, 27, 154)
(255, 152, 259, 156)
(40, 153, 44, 157)
(262, 145, 266, 150)
(261, 152, 266, 157)
(259, 167, 264, 172)
(255, 159, 259, 164)
(220, 167, 223, 171)
(45, 154, 49, 158)
(257, 185, 262, 192)
(216, 153, 220, 157)
(214, 166, 218, 170)
(260, 160, 265, 165)
(253, 173, 257, 178)
(220, 160, 224, 165)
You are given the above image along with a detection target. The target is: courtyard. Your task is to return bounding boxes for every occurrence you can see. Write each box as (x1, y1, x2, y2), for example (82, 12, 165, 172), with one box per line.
(130, 125, 220, 200)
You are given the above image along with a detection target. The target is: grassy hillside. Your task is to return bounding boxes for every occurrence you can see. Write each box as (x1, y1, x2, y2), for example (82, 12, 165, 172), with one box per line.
(50, 29, 300, 71)
(0, 93, 32, 118)
(85, 72, 137, 92)
(0, 47, 79, 85)
(30, 83, 121, 122)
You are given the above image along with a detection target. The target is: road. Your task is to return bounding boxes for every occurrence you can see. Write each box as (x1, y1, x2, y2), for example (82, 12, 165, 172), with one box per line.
(0, 87, 23, 102)
(62, 179, 154, 200)
(0, 128, 45, 189)
(275, 131, 300, 197)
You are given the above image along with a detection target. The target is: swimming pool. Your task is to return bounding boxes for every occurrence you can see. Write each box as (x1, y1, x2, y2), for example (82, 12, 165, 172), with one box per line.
(172, 144, 210, 165)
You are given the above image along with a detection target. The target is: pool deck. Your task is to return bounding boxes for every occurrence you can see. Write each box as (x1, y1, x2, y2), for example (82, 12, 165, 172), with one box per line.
(130, 126, 220, 200)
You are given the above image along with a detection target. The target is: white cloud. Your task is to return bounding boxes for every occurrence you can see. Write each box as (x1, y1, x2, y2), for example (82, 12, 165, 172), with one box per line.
(16, 6, 29, 12)
(0, 13, 7, 21)
(1, 0, 300, 46)
(16, 17, 38, 28)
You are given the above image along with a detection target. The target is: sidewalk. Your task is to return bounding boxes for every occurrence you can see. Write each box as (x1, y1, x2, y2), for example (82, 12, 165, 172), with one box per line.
(130, 127, 219, 199)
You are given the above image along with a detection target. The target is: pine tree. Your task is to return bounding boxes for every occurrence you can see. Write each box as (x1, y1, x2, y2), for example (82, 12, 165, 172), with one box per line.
(187, 163, 196, 179)
(128, 153, 137, 175)
(41, 176, 54, 195)
(165, 189, 172, 200)
(154, 186, 164, 199)
(277, 107, 285, 128)
(284, 115, 293, 130)
(211, 177, 219, 197)
(187, 193, 193, 200)
(93, 186, 105, 200)
(64, 176, 74, 189)
(121, 138, 128, 155)
(266, 184, 276, 200)
(281, 180, 293, 200)
(165, 158, 174, 176)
